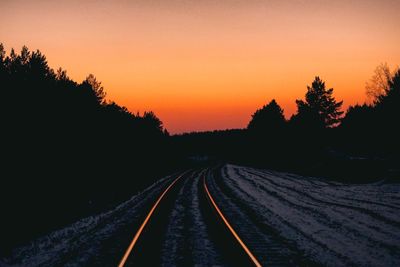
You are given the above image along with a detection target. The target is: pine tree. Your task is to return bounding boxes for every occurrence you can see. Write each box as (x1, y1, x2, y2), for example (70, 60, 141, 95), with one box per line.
(294, 76, 343, 128)
(248, 99, 286, 132)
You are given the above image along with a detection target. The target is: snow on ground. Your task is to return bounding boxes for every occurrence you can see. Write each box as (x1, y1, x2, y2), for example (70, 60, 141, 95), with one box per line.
(0, 174, 176, 267)
(207, 168, 301, 266)
(2, 165, 398, 267)
(220, 164, 400, 267)
(161, 170, 224, 266)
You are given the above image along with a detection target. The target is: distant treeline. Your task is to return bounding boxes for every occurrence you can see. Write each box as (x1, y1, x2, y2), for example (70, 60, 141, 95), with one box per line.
(173, 64, 400, 182)
(0, 44, 183, 254)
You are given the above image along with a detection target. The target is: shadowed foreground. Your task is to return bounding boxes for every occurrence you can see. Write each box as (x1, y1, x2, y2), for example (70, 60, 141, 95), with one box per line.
(2, 165, 399, 266)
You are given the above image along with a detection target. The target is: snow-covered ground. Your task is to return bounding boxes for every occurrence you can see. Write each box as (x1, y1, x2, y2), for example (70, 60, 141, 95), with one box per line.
(0, 174, 176, 266)
(216, 164, 400, 267)
(2, 165, 399, 267)
(161, 170, 225, 266)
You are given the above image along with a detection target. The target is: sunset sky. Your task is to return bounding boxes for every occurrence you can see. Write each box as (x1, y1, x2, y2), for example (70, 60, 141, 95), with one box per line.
(2, 0, 400, 133)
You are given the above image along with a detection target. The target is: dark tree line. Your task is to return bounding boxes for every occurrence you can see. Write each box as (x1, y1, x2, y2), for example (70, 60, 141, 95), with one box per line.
(244, 76, 343, 168)
(0, 44, 180, 254)
(340, 64, 400, 154)
(1, 43, 398, 255)
(175, 71, 399, 183)
(245, 70, 399, 180)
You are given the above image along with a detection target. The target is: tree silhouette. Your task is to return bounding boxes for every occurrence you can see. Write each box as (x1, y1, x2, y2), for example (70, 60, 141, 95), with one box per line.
(142, 111, 164, 132)
(246, 100, 288, 168)
(340, 104, 374, 131)
(375, 68, 400, 143)
(84, 73, 106, 104)
(376, 68, 400, 112)
(0, 43, 5, 61)
(365, 63, 392, 104)
(0, 44, 5, 80)
(340, 66, 400, 154)
(248, 99, 286, 133)
(292, 76, 343, 129)
(0, 43, 173, 254)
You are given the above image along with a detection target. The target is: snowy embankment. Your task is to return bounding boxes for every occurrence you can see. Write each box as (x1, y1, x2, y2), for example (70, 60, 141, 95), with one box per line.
(221, 164, 400, 266)
(0, 174, 176, 267)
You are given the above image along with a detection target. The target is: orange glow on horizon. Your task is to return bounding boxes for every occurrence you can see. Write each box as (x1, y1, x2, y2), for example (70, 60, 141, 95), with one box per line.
(1, 0, 399, 133)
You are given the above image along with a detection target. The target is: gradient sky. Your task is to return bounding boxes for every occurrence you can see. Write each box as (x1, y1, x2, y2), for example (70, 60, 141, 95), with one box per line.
(2, 0, 400, 133)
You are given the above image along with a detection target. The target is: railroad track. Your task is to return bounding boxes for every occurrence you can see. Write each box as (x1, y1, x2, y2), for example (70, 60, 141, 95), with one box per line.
(118, 168, 262, 266)
(118, 173, 186, 267)
(6, 164, 397, 266)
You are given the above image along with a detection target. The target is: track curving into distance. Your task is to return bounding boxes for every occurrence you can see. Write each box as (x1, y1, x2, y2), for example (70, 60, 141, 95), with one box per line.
(118, 168, 264, 266)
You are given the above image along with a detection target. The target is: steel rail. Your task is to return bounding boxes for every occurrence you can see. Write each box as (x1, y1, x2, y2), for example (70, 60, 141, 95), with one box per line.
(203, 175, 262, 267)
(118, 173, 185, 267)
